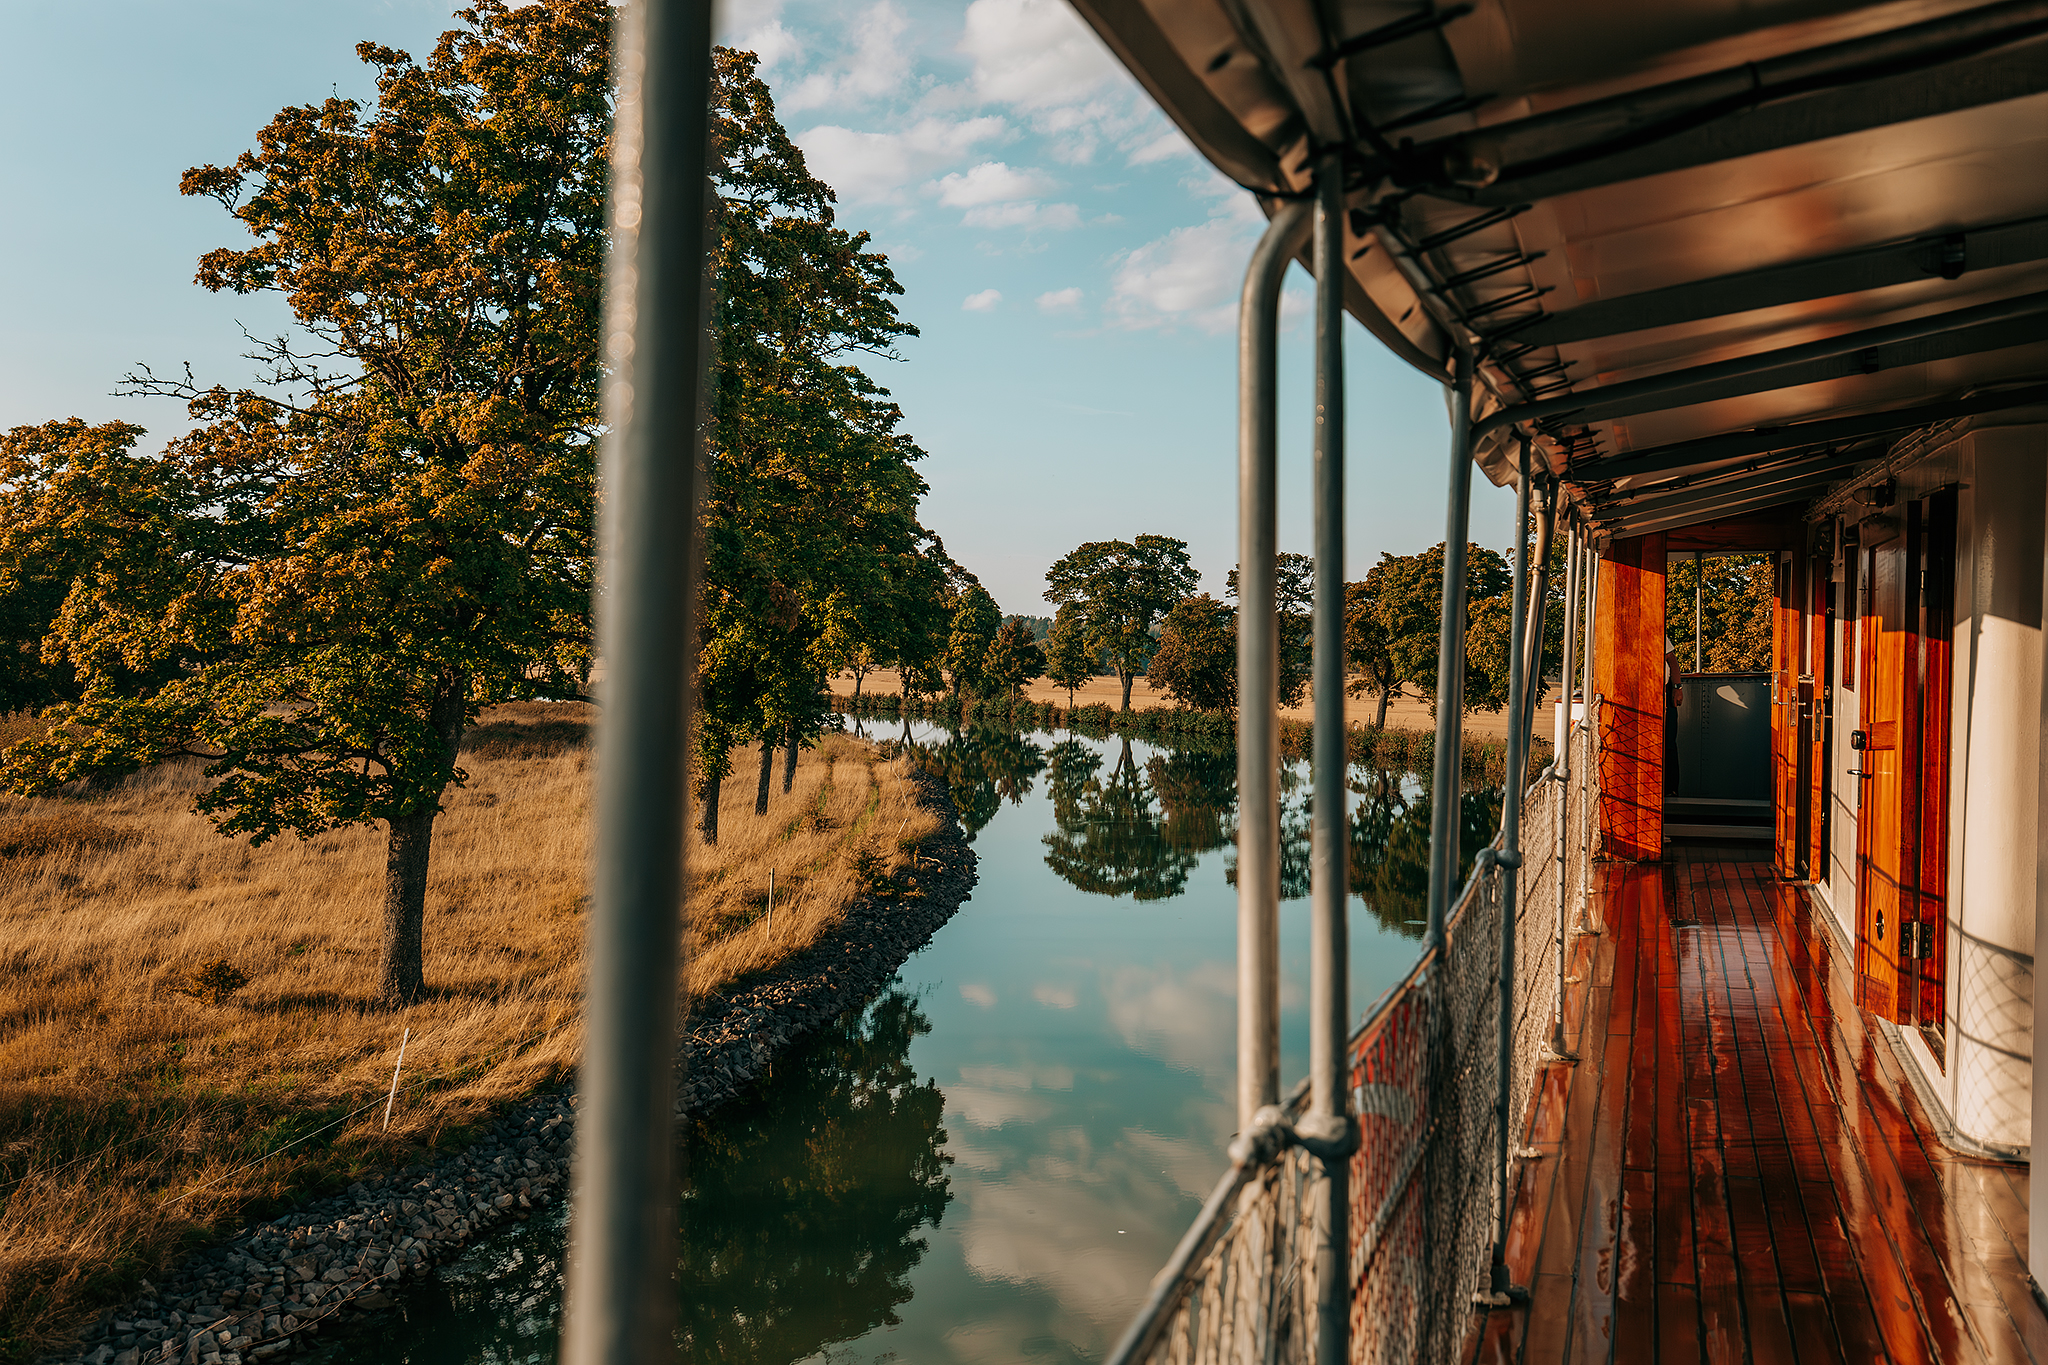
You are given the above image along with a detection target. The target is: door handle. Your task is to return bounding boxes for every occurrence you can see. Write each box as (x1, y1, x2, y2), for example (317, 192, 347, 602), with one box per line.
(1847, 768, 1871, 778)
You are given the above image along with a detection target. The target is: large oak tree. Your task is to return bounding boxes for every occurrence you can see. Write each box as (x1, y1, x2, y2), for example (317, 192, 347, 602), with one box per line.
(3, 0, 608, 1005)
(1043, 535, 1198, 711)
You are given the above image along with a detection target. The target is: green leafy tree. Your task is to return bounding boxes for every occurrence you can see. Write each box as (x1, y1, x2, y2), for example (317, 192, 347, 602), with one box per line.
(695, 49, 945, 836)
(1666, 552, 1774, 671)
(940, 579, 1000, 702)
(1147, 594, 1237, 712)
(0, 420, 155, 713)
(1344, 576, 1401, 729)
(4, 1, 609, 1005)
(1043, 534, 1198, 711)
(1343, 542, 1510, 721)
(1041, 602, 1094, 707)
(981, 618, 1043, 701)
(1225, 551, 1312, 708)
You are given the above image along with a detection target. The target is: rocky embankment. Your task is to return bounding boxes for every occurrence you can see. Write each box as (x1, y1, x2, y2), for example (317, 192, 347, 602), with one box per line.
(54, 771, 977, 1365)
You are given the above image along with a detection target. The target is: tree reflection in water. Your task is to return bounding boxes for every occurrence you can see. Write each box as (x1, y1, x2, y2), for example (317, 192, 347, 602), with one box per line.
(343, 986, 949, 1365)
(896, 719, 1501, 930)
(677, 985, 952, 1361)
(1347, 774, 1503, 938)
(1040, 737, 1236, 900)
(902, 725, 1048, 838)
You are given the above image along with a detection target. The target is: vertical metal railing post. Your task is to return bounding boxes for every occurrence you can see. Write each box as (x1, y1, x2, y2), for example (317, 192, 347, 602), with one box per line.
(1522, 477, 1556, 741)
(1236, 198, 1310, 1130)
(1555, 523, 1581, 984)
(562, 2, 713, 1361)
(1694, 549, 1705, 672)
(1488, 440, 1534, 1300)
(1560, 540, 1602, 1054)
(1557, 524, 1581, 790)
(1423, 349, 1477, 949)
(1304, 149, 1354, 1365)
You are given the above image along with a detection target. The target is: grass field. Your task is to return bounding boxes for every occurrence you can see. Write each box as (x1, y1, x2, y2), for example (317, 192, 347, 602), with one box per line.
(0, 705, 936, 1362)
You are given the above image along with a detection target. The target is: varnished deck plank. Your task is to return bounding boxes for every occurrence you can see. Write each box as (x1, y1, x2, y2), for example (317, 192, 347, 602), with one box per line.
(1463, 857, 2045, 1364)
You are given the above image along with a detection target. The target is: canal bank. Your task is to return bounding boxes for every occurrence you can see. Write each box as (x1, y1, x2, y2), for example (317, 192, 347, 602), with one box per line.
(46, 771, 979, 1365)
(312, 721, 1498, 1364)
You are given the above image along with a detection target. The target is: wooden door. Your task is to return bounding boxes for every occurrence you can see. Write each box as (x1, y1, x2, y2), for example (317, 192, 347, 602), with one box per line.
(1595, 533, 1666, 861)
(1808, 556, 1834, 883)
(1854, 535, 1911, 1021)
(1908, 492, 1955, 1046)
(1771, 556, 1801, 878)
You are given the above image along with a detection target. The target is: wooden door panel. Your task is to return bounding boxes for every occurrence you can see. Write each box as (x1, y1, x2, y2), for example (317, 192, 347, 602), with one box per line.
(1596, 534, 1666, 861)
(1855, 541, 1908, 1021)
(1808, 561, 1833, 882)
(1912, 492, 1956, 1047)
(1772, 557, 1800, 879)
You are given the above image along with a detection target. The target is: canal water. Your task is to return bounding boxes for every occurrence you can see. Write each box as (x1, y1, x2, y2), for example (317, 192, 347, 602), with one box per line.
(339, 721, 1499, 1364)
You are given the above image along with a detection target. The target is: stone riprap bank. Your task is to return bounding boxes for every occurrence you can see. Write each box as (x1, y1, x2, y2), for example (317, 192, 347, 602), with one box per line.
(54, 770, 977, 1365)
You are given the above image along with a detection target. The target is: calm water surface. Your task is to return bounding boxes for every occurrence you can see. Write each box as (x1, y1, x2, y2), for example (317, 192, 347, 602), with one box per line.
(341, 722, 1499, 1364)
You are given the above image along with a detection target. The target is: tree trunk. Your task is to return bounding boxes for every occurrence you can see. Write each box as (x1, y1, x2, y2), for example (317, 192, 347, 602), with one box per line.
(782, 722, 798, 793)
(852, 669, 865, 700)
(375, 680, 466, 1007)
(376, 808, 436, 1006)
(755, 736, 775, 815)
(1375, 688, 1392, 730)
(1119, 671, 1135, 712)
(700, 772, 722, 845)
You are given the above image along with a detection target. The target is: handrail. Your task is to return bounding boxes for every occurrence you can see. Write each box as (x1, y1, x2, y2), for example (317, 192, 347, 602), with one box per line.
(1103, 760, 1562, 1365)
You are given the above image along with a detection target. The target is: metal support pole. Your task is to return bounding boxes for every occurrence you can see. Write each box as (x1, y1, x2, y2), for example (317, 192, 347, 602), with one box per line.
(1694, 550, 1704, 672)
(1424, 349, 1477, 949)
(1489, 442, 1534, 1299)
(1237, 198, 1311, 1131)
(1556, 526, 1581, 788)
(562, 2, 712, 1361)
(1560, 541, 1602, 1054)
(1305, 149, 1354, 1365)
(1554, 524, 1581, 994)
(1521, 473, 1556, 742)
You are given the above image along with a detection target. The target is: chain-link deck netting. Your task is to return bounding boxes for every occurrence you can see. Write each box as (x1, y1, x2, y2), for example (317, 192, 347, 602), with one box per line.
(1112, 728, 1598, 1365)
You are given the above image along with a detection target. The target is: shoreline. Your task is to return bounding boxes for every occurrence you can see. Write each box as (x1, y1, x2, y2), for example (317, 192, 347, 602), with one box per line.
(49, 771, 979, 1365)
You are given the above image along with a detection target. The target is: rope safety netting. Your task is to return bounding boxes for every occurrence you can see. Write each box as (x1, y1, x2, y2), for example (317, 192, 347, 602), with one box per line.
(1116, 727, 1597, 1365)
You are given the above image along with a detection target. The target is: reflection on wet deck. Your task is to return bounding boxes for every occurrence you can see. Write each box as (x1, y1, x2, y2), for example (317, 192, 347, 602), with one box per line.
(1468, 856, 2045, 1364)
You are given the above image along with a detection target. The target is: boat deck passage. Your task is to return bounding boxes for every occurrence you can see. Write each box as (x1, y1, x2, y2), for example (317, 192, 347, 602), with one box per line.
(1466, 854, 2045, 1364)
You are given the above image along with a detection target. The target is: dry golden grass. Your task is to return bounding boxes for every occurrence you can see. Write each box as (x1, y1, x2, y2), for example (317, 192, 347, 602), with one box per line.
(0, 704, 936, 1361)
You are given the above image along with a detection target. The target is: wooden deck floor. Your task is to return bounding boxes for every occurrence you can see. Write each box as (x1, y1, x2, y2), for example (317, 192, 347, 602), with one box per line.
(1466, 857, 2045, 1364)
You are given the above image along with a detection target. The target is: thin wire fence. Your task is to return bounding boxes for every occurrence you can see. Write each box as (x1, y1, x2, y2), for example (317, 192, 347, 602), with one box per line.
(1110, 720, 1599, 1365)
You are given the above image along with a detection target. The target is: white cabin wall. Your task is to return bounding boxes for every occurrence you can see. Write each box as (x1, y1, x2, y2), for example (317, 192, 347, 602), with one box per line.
(1824, 547, 1858, 940)
(1949, 427, 2042, 1153)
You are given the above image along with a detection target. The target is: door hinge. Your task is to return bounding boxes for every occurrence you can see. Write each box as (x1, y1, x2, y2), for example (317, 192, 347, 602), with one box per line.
(1903, 920, 1938, 960)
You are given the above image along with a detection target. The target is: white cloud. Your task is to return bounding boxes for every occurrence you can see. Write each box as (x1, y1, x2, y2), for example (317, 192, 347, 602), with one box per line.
(1037, 286, 1083, 312)
(718, 0, 797, 69)
(933, 160, 1056, 207)
(782, 2, 913, 111)
(1128, 129, 1194, 166)
(1108, 217, 1258, 333)
(1032, 982, 1079, 1008)
(794, 115, 1007, 203)
(962, 201, 1082, 230)
(963, 288, 1004, 311)
(960, 0, 1122, 109)
(959, 981, 997, 1006)
(734, 20, 800, 72)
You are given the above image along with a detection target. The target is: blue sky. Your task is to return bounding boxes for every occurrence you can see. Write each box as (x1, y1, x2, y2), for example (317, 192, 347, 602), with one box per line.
(0, 0, 1513, 615)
